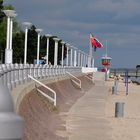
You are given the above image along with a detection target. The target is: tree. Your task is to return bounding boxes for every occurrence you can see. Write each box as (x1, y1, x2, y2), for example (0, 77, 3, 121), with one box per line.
(0, 0, 5, 63)
(13, 32, 24, 63)
(0, 0, 4, 22)
(26, 25, 37, 63)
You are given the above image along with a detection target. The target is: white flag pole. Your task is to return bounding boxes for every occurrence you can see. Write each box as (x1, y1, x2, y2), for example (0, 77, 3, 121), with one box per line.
(88, 34, 94, 67)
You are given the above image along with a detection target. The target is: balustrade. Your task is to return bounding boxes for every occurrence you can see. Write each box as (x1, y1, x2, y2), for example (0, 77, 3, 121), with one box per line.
(0, 64, 82, 91)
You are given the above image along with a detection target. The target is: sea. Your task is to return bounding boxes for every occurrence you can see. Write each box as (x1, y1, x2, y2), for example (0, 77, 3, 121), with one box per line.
(97, 67, 140, 84)
(130, 77, 140, 84)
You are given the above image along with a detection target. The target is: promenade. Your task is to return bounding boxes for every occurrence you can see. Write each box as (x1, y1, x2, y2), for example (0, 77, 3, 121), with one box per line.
(66, 73, 112, 140)
(65, 73, 140, 140)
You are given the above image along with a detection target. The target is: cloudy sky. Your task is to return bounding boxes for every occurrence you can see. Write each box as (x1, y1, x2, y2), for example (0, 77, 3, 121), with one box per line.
(4, 0, 140, 68)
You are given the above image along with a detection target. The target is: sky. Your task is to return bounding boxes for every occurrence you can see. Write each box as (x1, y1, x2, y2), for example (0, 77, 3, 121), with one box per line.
(3, 0, 140, 68)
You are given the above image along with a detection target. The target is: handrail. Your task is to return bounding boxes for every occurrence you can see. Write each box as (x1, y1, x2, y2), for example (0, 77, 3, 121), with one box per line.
(28, 75, 56, 106)
(85, 73, 93, 81)
(66, 71, 81, 89)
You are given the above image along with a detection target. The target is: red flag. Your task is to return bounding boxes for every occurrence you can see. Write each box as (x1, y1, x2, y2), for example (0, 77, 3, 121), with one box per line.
(90, 34, 103, 49)
(94, 38, 103, 48)
(90, 34, 97, 47)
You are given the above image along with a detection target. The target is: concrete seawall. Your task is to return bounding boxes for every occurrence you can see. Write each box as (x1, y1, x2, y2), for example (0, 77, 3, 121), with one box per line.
(11, 73, 85, 112)
(17, 74, 94, 140)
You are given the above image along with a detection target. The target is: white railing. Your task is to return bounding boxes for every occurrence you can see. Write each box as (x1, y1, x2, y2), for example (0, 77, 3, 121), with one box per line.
(66, 71, 81, 89)
(85, 73, 93, 81)
(0, 64, 82, 91)
(28, 75, 56, 106)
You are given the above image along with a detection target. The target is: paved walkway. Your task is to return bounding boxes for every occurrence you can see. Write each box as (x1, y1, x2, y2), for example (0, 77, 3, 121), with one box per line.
(66, 73, 112, 140)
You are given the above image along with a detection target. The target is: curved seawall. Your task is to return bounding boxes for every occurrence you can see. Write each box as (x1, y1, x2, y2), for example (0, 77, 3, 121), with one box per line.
(18, 75, 94, 140)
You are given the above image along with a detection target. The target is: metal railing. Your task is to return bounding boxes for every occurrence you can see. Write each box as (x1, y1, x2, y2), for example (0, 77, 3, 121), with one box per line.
(66, 71, 81, 89)
(85, 73, 93, 81)
(28, 75, 56, 106)
(110, 68, 140, 77)
(0, 64, 82, 91)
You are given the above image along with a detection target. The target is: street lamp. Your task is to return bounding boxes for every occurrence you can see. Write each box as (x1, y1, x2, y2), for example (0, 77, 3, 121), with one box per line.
(45, 34, 52, 65)
(23, 22, 32, 65)
(35, 28, 43, 65)
(66, 43, 70, 66)
(61, 41, 65, 66)
(70, 45, 73, 66)
(3, 10, 17, 64)
(53, 38, 60, 66)
(78, 49, 81, 67)
(73, 46, 77, 67)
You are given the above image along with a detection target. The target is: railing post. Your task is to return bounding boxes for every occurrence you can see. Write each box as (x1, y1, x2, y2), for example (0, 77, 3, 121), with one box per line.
(0, 65, 4, 86)
(23, 64, 28, 83)
(29, 64, 34, 77)
(34, 64, 39, 79)
(39, 64, 43, 79)
(26, 64, 30, 82)
(46, 65, 49, 78)
(52, 66, 55, 77)
(63, 66, 66, 75)
(1, 64, 8, 87)
(0, 84, 24, 140)
(55, 66, 58, 76)
(14, 63, 20, 86)
(10, 64, 16, 89)
(49, 66, 52, 77)
(6, 64, 12, 90)
(19, 64, 24, 84)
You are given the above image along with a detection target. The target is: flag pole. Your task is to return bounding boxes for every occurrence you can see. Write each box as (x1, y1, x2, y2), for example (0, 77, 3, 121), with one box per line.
(106, 40, 108, 57)
(88, 34, 93, 67)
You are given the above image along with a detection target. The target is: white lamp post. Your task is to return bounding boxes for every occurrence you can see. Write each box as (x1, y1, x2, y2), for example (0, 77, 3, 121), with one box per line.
(85, 54, 88, 67)
(23, 22, 32, 65)
(73, 46, 77, 67)
(83, 52, 86, 67)
(61, 41, 65, 66)
(78, 49, 81, 67)
(66, 43, 70, 66)
(53, 38, 60, 66)
(70, 46, 73, 66)
(81, 51, 83, 67)
(3, 10, 17, 64)
(35, 28, 43, 65)
(45, 34, 52, 65)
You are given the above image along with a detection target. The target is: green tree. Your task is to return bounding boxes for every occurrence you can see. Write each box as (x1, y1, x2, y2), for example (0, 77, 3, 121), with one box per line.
(27, 25, 37, 63)
(13, 31, 24, 63)
(0, 0, 4, 22)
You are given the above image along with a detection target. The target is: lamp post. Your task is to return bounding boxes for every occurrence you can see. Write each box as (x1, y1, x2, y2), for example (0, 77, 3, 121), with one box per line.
(45, 34, 52, 65)
(53, 38, 60, 66)
(3, 10, 17, 64)
(70, 46, 73, 66)
(78, 50, 81, 67)
(61, 41, 65, 66)
(80, 51, 83, 67)
(23, 22, 32, 65)
(73, 46, 77, 67)
(35, 28, 43, 65)
(66, 43, 70, 66)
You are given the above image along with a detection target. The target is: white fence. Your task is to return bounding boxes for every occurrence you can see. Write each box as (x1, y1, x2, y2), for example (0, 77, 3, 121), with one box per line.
(0, 64, 82, 91)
